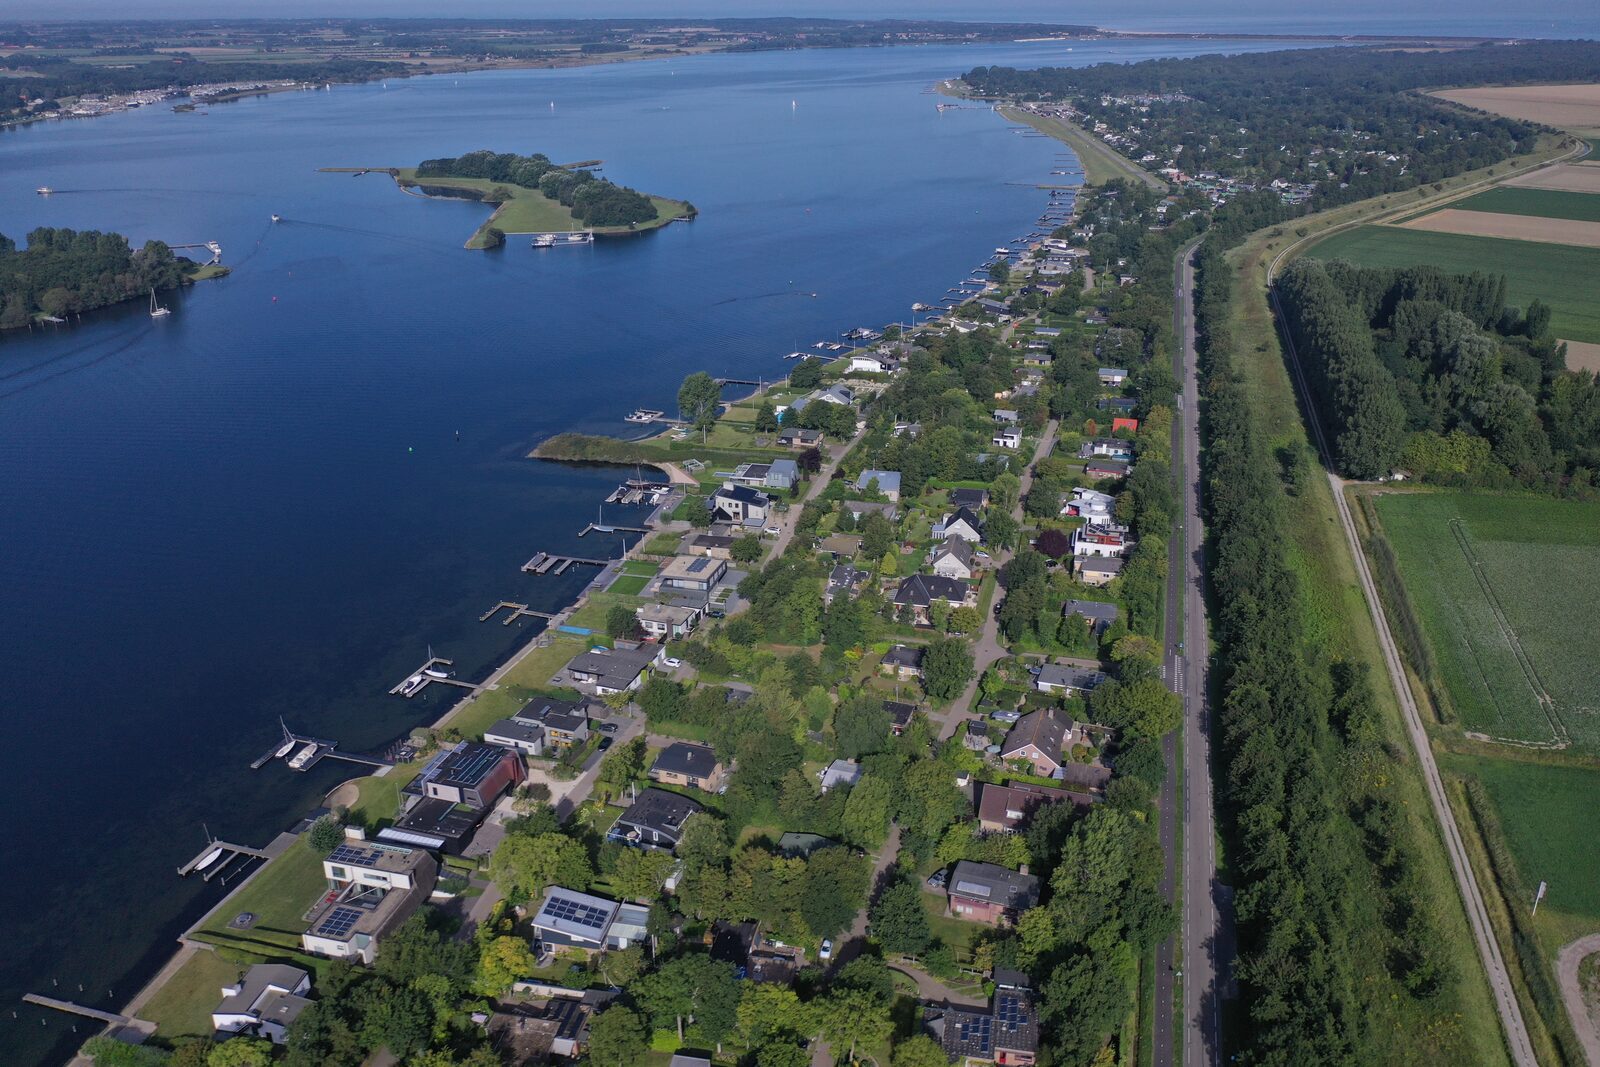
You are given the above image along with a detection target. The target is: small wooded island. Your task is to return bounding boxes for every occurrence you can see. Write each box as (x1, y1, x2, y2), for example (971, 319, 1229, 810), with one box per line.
(0, 227, 226, 331)
(327, 149, 695, 249)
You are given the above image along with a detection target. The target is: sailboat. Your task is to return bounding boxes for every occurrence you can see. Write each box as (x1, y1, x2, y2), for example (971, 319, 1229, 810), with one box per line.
(149, 289, 171, 318)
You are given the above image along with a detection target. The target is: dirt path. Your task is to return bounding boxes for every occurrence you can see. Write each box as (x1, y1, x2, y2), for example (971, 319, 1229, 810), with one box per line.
(656, 462, 700, 486)
(1558, 934, 1600, 1067)
(887, 961, 988, 1008)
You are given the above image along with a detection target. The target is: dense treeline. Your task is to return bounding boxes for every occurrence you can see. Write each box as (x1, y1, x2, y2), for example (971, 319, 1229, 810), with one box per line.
(417, 149, 661, 227)
(1195, 239, 1468, 1062)
(1278, 259, 1598, 491)
(0, 227, 187, 330)
(962, 41, 1600, 209)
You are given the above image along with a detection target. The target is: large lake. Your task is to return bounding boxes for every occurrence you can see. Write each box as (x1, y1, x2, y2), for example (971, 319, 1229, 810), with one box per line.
(0, 37, 1296, 1064)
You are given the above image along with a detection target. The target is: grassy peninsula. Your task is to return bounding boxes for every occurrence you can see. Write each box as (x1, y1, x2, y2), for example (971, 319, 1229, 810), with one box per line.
(328, 149, 694, 249)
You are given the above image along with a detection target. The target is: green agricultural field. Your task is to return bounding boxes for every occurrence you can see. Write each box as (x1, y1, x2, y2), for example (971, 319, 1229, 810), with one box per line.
(1443, 752, 1600, 922)
(1373, 492, 1600, 748)
(1448, 186, 1600, 223)
(1308, 226, 1600, 343)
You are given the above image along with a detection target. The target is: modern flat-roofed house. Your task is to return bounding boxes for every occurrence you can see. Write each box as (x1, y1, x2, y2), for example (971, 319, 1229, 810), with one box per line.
(977, 781, 1086, 832)
(855, 469, 903, 503)
(1001, 710, 1068, 777)
(708, 482, 773, 526)
(728, 460, 799, 492)
(1035, 664, 1106, 696)
(946, 860, 1039, 926)
(530, 886, 651, 954)
(1098, 366, 1128, 385)
(849, 352, 897, 374)
(993, 408, 1019, 424)
(1076, 438, 1133, 460)
(423, 742, 523, 808)
(991, 428, 1022, 450)
(930, 537, 977, 580)
(1076, 556, 1123, 587)
(564, 645, 661, 695)
(881, 643, 926, 679)
(1072, 523, 1131, 559)
(636, 602, 701, 641)
(516, 698, 591, 751)
(686, 533, 736, 560)
(660, 554, 728, 595)
(820, 759, 864, 792)
(610, 787, 704, 852)
(933, 506, 984, 544)
(649, 741, 726, 792)
(894, 574, 976, 626)
(1063, 487, 1116, 523)
(212, 964, 312, 1044)
(482, 716, 546, 756)
(1062, 599, 1119, 636)
(302, 840, 438, 963)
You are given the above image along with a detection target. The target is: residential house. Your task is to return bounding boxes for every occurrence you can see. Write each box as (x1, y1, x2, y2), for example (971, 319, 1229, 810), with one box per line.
(946, 860, 1040, 926)
(1112, 416, 1139, 434)
(1001, 710, 1068, 777)
(1076, 556, 1124, 587)
(825, 563, 869, 604)
(849, 352, 898, 374)
(649, 741, 726, 792)
(636, 602, 701, 641)
(1062, 599, 1120, 636)
(727, 460, 799, 493)
(685, 532, 735, 560)
(881, 643, 926, 679)
(530, 886, 651, 954)
(820, 759, 863, 792)
(1076, 438, 1133, 461)
(1084, 458, 1130, 480)
(1022, 350, 1054, 367)
(481, 716, 546, 757)
(930, 537, 977, 580)
(777, 427, 824, 449)
(1097, 396, 1138, 414)
(302, 839, 437, 963)
(610, 787, 704, 852)
(1034, 326, 1062, 338)
(976, 781, 1086, 833)
(707, 482, 773, 526)
(660, 554, 728, 595)
(670, 1056, 715, 1067)
(933, 506, 984, 543)
(1035, 664, 1106, 697)
(212, 964, 312, 1044)
(1072, 523, 1131, 559)
(894, 574, 976, 626)
(1098, 367, 1129, 386)
(819, 533, 864, 558)
(885, 700, 919, 736)
(949, 488, 989, 511)
(845, 500, 900, 524)
(991, 428, 1022, 450)
(564, 644, 661, 695)
(485, 696, 590, 756)
(488, 990, 607, 1063)
(992, 408, 1018, 424)
(792, 384, 856, 413)
(1062, 487, 1116, 523)
(421, 742, 523, 808)
(854, 469, 903, 502)
(925, 977, 1039, 1066)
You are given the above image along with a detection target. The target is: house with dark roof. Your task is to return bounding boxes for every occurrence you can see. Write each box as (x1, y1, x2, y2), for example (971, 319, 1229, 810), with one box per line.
(564, 645, 661, 695)
(946, 860, 1040, 926)
(777, 832, 841, 858)
(930, 537, 977, 580)
(1001, 710, 1068, 777)
(884, 700, 919, 736)
(1084, 457, 1131, 480)
(949, 487, 989, 511)
(685, 532, 736, 560)
(649, 741, 726, 793)
(707, 482, 773, 526)
(894, 574, 976, 626)
(1097, 396, 1138, 413)
(777, 427, 823, 449)
(420, 742, 523, 808)
(976, 781, 1086, 833)
(212, 964, 313, 1044)
(530, 887, 651, 954)
(881, 643, 926, 679)
(844, 500, 900, 524)
(660, 554, 728, 594)
(610, 788, 704, 852)
(1075, 555, 1124, 587)
(636, 601, 701, 640)
(825, 563, 870, 604)
(925, 981, 1040, 1066)
(485, 697, 592, 756)
(1061, 599, 1120, 635)
(1035, 664, 1106, 696)
(933, 505, 985, 544)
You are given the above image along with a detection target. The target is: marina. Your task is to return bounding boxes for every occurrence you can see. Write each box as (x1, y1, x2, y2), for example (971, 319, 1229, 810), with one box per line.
(520, 551, 613, 575)
(479, 601, 557, 625)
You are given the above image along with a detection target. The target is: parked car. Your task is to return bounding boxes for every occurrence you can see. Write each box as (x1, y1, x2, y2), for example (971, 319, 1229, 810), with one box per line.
(764, 525, 781, 536)
(662, 656, 683, 670)
(991, 709, 1022, 723)
(926, 869, 948, 889)
(819, 939, 833, 961)
(597, 722, 618, 734)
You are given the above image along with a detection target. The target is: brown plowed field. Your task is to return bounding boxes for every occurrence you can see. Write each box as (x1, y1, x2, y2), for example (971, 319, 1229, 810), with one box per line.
(1432, 84, 1600, 129)
(1397, 208, 1600, 248)
(1503, 165, 1600, 194)
(1562, 339, 1600, 374)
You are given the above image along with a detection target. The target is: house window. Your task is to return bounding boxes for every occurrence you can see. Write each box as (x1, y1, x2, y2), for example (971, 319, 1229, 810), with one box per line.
(330, 866, 348, 880)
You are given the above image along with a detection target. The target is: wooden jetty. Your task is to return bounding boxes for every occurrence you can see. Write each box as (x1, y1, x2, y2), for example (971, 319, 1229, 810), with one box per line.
(22, 994, 135, 1026)
(578, 523, 650, 537)
(521, 552, 611, 575)
(480, 601, 556, 626)
(177, 838, 270, 878)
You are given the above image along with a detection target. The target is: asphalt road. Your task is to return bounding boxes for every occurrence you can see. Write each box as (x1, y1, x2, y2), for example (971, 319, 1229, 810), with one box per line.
(1268, 266, 1538, 1067)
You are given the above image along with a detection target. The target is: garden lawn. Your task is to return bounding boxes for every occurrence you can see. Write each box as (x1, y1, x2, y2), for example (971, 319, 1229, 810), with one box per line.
(607, 574, 650, 596)
(192, 841, 328, 951)
(1373, 492, 1600, 748)
(141, 950, 247, 1042)
(1308, 225, 1600, 343)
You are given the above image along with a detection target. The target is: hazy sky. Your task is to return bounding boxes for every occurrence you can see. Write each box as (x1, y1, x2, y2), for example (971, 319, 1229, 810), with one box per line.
(8, 0, 1599, 37)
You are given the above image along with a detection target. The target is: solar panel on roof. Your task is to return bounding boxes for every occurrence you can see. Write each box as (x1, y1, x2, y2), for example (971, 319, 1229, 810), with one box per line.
(317, 906, 363, 938)
(954, 880, 991, 898)
(326, 843, 381, 866)
(541, 894, 613, 932)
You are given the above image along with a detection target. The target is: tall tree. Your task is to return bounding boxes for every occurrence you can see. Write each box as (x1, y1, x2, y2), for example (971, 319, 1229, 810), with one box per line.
(678, 371, 723, 441)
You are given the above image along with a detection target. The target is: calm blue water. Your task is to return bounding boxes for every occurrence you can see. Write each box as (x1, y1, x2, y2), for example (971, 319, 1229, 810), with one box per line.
(0, 37, 1297, 1065)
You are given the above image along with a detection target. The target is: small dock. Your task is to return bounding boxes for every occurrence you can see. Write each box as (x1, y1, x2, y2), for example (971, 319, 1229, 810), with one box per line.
(605, 480, 671, 505)
(578, 522, 650, 537)
(176, 838, 271, 878)
(521, 552, 612, 575)
(252, 720, 404, 771)
(479, 601, 556, 626)
(386, 655, 479, 699)
(22, 995, 135, 1027)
